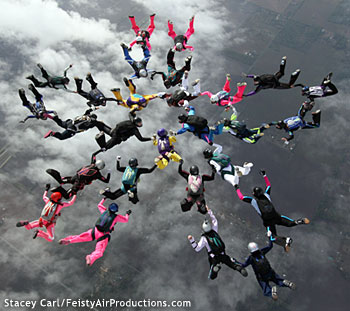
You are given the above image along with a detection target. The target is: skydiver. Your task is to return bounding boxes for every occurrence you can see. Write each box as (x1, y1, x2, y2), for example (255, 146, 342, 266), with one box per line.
(110, 77, 164, 112)
(74, 73, 117, 107)
(243, 56, 300, 97)
(168, 16, 195, 52)
(150, 48, 192, 89)
(162, 71, 200, 107)
(295, 72, 338, 102)
(93, 111, 152, 156)
(46, 157, 110, 198)
(178, 160, 215, 214)
(203, 144, 253, 187)
(43, 108, 110, 140)
(18, 85, 57, 123)
(223, 110, 271, 144)
(235, 170, 310, 252)
(16, 184, 76, 242)
(188, 206, 248, 279)
(26, 63, 72, 90)
(153, 128, 182, 169)
(100, 157, 157, 204)
(128, 14, 156, 51)
(177, 106, 224, 145)
(240, 239, 296, 300)
(201, 74, 247, 110)
(271, 104, 321, 143)
(59, 200, 131, 266)
(120, 43, 156, 80)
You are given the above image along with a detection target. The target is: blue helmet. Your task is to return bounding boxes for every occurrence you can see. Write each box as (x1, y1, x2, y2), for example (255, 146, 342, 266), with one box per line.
(302, 86, 309, 94)
(108, 203, 118, 213)
(157, 128, 168, 138)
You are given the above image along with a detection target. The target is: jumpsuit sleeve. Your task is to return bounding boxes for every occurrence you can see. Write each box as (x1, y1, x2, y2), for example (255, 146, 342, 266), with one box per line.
(263, 175, 271, 194)
(208, 209, 218, 232)
(138, 165, 157, 175)
(169, 136, 177, 144)
(178, 162, 190, 180)
(43, 191, 50, 203)
(202, 168, 215, 181)
(63, 64, 72, 77)
(213, 143, 222, 155)
(62, 194, 77, 208)
(188, 106, 195, 116)
(116, 160, 126, 172)
(134, 129, 152, 142)
(111, 214, 129, 227)
(98, 173, 110, 183)
(209, 159, 221, 173)
(177, 125, 190, 135)
(183, 42, 194, 51)
(189, 236, 207, 252)
(261, 239, 273, 255)
(129, 40, 137, 48)
(236, 189, 254, 204)
(98, 198, 107, 214)
(245, 85, 261, 97)
(200, 91, 213, 98)
(240, 256, 252, 268)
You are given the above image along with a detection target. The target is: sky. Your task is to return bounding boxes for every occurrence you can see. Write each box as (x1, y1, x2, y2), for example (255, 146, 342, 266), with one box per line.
(0, 0, 349, 310)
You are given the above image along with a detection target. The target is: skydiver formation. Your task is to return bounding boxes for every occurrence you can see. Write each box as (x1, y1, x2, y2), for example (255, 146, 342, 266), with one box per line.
(16, 13, 339, 301)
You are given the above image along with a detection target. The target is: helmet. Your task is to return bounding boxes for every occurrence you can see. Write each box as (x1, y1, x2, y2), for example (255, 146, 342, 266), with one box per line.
(178, 114, 188, 123)
(302, 86, 309, 94)
(252, 187, 264, 197)
(138, 97, 147, 107)
(203, 148, 213, 159)
(51, 192, 62, 202)
(210, 95, 219, 104)
(108, 203, 119, 213)
(248, 242, 259, 253)
(136, 36, 143, 42)
(129, 158, 138, 168)
(139, 69, 148, 78)
(189, 165, 199, 175)
(95, 160, 105, 170)
(133, 117, 143, 127)
(202, 219, 212, 233)
(176, 42, 183, 51)
(157, 128, 168, 138)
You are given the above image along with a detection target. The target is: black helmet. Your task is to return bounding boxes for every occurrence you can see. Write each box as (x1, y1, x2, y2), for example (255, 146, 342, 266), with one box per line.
(129, 158, 138, 168)
(133, 117, 143, 127)
(203, 148, 213, 159)
(178, 114, 188, 123)
(189, 165, 199, 175)
(253, 187, 264, 197)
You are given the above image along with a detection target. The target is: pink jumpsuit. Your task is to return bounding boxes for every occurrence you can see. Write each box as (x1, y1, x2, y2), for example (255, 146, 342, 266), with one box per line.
(201, 77, 247, 107)
(60, 199, 129, 266)
(168, 17, 195, 52)
(129, 15, 155, 51)
(24, 191, 77, 242)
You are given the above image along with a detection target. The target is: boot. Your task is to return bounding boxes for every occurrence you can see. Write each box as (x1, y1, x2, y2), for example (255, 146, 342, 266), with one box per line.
(16, 220, 29, 227)
(312, 110, 321, 125)
(271, 286, 278, 300)
(283, 279, 296, 290)
(33, 230, 39, 239)
(74, 77, 83, 92)
(295, 218, 310, 225)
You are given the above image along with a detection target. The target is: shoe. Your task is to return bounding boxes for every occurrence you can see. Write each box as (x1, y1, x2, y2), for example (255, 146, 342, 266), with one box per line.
(86, 255, 92, 266)
(263, 124, 270, 129)
(16, 220, 29, 227)
(292, 69, 301, 75)
(99, 187, 110, 195)
(128, 15, 134, 18)
(190, 15, 195, 21)
(59, 239, 70, 245)
(120, 42, 129, 49)
(191, 79, 200, 86)
(296, 217, 310, 225)
(110, 88, 120, 92)
(37, 63, 43, 69)
(283, 280, 296, 290)
(33, 230, 39, 239)
(44, 130, 53, 138)
(185, 56, 192, 62)
(86, 72, 91, 80)
(184, 70, 189, 78)
(212, 265, 221, 273)
(123, 77, 130, 87)
(237, 82, 247, 86)
(271, 286, 278, 300)
(237, 265, 248, 277)
(150, 13, 156, 17)
(284, 237, 293, 252)
(26, 75, 34, 80)
(325, 72, 333, 82)
(209, 126, 216, 131)
(226, 73, 231, 81)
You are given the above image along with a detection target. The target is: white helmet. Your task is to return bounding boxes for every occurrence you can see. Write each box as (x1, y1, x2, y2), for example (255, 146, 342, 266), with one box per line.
(248, 242, 259, 253)
(95, 160, 105, 170)
(176, 42, 183, 51)
(210, 95, 219, 103)
(139, 69, 148, 77)
(202, 220, 212, 233)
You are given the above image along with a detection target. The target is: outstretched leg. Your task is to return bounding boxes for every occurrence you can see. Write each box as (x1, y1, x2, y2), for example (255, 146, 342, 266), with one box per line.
(28, 84, 43, 102)
(26, 75, 47, 87)
(38, 63, 49, 80)
(60, 228, 94, 244)
(101, 188, 125, 200)
(87, 238, 109, 266)
(36, 223, 55, 242)
(86, 73, 97, 90)
(275, 56, 286, 80)
(147, 13, 156, 35)
(184, 16, 195, 40)
(167, 20, 177, 39)
(289, 69, 301, 86)
(128, 16, 140, 34)
(223, 74, 231, 93)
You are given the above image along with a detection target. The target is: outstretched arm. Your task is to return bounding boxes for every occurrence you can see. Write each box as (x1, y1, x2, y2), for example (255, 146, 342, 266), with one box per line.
(200, 91, 213, 98)
(261, 238, 273, 255)
(134, 129, 152, 142)
(97, 198, 107, 214)
(188, 235, 207, 252)
(63, 64, 72, 77)
(99, 172, 110, 183)
(213, 143, 222, 155)
(116, 159, 126, 172)
(260, 170, 271, 194)
(235, 185, 253, 203)
(208, 208, 218, 232)
(138, 165, 157, 175)
(178, 161, 189, 180)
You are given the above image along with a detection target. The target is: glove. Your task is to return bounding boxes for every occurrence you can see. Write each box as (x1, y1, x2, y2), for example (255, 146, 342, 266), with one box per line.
(179, 159, 184, 165)
(152, 134, 157, 140)
(157, 92, 166, 98)
(126, 210, 132, 215)
(169, 130, 176, 136)
(45, 184, 51, 191)
(267, 229, 272, 238)
(116, 156, 121, 161)
(234, 184, 239, 190)
(260, 170, 266, 176)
